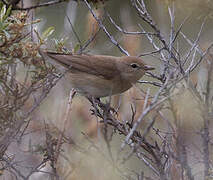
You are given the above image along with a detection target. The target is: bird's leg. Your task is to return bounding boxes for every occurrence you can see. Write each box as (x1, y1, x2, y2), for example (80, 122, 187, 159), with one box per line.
(86, 96, 117, 115)
(70, 89, 77, 99)
(96, 98, 117, 115)
(86, 95, 97, 104)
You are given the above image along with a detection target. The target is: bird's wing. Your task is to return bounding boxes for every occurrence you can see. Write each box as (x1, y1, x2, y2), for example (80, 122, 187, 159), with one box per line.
(45, 52, 120, 80)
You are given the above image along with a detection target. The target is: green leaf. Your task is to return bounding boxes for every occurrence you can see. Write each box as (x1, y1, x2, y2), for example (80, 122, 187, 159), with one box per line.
(3, 5, 12, 21)
(73, 43, 81, 53)
(0, 21, 3, 29)
(41, 26, 55, 40)
(0, 5, 6, 22)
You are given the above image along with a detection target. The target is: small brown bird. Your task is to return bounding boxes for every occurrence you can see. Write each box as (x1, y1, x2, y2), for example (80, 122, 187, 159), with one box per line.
(39, 50, 154, 97)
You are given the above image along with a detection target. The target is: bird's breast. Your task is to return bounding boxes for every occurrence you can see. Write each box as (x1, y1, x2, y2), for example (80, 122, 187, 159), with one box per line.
(65, 72, 132, 97)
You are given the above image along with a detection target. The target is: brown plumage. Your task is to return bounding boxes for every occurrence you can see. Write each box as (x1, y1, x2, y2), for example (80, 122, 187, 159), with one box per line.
(39, 50, 154, 97)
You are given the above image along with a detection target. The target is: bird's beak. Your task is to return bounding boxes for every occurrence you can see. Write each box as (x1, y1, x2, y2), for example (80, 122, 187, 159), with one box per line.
(144, 65, 155, 71)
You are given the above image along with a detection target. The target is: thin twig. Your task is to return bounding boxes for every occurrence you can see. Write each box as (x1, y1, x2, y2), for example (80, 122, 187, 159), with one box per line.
(83, 0, 130, 56)
(79, 27, 101, 53)
(122, 73, 171, 149)
(55, 89, 76, 163)
(138, 80, 162, 87)
(182, 17, 207, 67)
(13, 0, 67, 10)
(107, 12, 156, 36)
(66, 15, 83, 51)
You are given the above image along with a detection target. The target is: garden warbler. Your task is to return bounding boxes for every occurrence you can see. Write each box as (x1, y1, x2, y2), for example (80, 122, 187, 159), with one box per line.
(39, 50, 154, 97)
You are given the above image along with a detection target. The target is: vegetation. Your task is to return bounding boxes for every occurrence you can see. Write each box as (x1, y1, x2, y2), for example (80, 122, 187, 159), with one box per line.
(0, 0, 213, 179)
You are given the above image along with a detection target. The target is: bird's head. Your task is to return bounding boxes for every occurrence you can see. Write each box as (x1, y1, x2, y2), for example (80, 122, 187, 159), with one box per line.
(118, 56, 154, 83)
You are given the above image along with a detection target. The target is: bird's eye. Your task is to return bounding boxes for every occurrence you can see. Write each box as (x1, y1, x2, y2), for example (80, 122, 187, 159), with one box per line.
(130, 63, 139, 68)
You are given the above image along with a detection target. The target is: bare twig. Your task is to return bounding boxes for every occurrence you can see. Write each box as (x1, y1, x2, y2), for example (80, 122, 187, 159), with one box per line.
(55, 89, 76, 163)
(107, 12, 156, 36)
(83, 0, 130, 56)
(182, 18, 207, 67)
(66, 15, 83, 52)
(122, 73, 172, 149)
(13, 0, 67, 10)
(137, 80, 162, 87)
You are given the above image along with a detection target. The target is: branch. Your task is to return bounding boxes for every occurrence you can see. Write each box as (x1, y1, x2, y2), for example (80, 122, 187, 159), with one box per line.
(107, 12, 156, 36)
(83, 0, 130, 56)
(13, 0, 68, 10)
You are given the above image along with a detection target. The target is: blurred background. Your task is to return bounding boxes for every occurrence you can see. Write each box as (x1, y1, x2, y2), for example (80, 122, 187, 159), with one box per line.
(1, 0, 213, 179)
